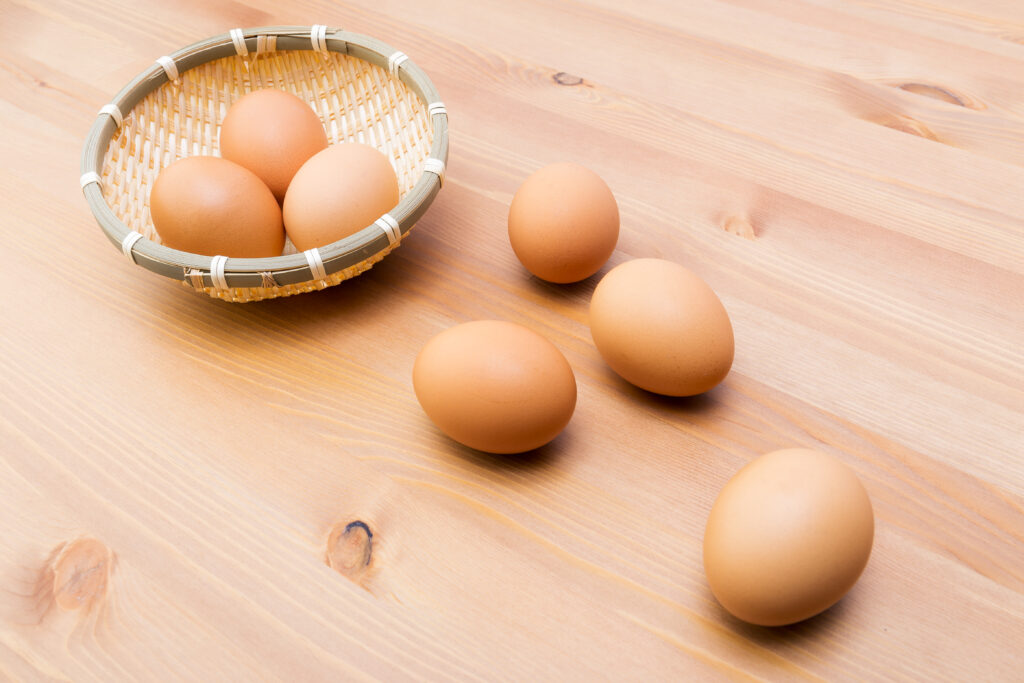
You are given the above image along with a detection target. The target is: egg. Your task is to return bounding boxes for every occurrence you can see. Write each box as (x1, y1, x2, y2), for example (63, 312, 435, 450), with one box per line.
(413, 320, 577, 454)
(149, 156, 284, 257)
(703, 448, 875, 626)
(588, 258, 733, 396)
(282, 143, 400, 252)
(508, 162, 619, 283)
(219, 89, 328, 202)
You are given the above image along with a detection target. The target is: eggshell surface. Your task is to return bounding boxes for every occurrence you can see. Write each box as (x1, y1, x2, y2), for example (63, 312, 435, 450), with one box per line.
(589, 258, 734, 396)
(508, 162, 619, 283)
(149, 156, 285, 258)
(703, 448, 875, 626)
(282, 143, 400, 252)
(413, 320, 577, 454)
(219, 89, 328, 202)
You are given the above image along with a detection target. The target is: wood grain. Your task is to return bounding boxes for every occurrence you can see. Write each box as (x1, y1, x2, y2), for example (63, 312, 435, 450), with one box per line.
(2, 0, 1023, 679)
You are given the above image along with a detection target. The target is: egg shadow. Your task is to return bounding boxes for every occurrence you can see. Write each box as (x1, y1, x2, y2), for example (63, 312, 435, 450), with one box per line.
(518, 258, 620, 305)
(707, 580, 856, 647)
(445, 428, 572, 475)
(599, 365, 728, 419)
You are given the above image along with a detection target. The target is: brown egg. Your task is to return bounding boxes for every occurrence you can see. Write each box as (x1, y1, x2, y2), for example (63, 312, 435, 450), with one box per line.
(219, 89, 328, 202)
(282, 143, 400, 252)
(589, 258, 733, 396)
(149, 156, 284, 257)
(703, 448, 875, 626)
(413, 320, 577, 454)
(508, 162, 619, 283)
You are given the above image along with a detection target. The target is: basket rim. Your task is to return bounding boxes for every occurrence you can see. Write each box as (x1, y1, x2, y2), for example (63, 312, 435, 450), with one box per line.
(80, 25, 449, 291)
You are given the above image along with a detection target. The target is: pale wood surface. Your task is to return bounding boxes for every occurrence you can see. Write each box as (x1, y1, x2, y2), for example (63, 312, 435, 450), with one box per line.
(2, 0, 1023, 680)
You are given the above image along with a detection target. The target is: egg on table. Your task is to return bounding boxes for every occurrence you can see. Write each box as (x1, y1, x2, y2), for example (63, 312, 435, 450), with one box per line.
(703, 448, 875, 626)
(413, 320, 577, 454)
(589, 258, 734, 396)
(508, 162, 619, 283)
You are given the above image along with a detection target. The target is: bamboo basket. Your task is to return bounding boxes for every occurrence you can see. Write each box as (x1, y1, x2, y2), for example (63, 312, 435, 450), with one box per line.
(80, 25, 448, 302)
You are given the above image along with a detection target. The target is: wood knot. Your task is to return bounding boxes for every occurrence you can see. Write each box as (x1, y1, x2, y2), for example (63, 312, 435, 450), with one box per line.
(51, 537, 112, 611)
(326, 521, 373, 580)
(891, 82, 983, 110)
(721, 214, 756, 240)
(872, 113, 940, 141)
(897, 82, 965, 107)
(553, 72, 583, 86)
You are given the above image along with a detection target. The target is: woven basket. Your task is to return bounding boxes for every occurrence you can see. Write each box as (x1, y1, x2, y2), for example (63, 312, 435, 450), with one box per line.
(80, 25, 448, 302)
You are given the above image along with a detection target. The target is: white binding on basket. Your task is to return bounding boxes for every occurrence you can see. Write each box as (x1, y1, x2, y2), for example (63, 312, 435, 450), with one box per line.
(230, 28, 248, 56)
(99, 103, 123, 127)
(79, 172, 101, 190)
(374, 213, 401, 245)
(427, 101, 447, 118)
(210, 255, 229, 290)
(256, 34, 276, 54)
(311, 24, 328, 53)
(388, 51, 409, 75)
(156, 56, 179, 81)
(423, 158, 445, 186)
(121, 231, 144, 262)
(187, 268, 205, 290)
(305, 248, 327, 281)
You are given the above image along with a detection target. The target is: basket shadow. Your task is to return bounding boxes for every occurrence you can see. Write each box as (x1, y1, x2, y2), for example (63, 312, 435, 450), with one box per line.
(176, 247, 414, 331)
(262, 264, 395, 318)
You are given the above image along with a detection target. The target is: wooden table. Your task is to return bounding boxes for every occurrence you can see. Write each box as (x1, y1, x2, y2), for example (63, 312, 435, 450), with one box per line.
(2, 0, 1022, 679)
